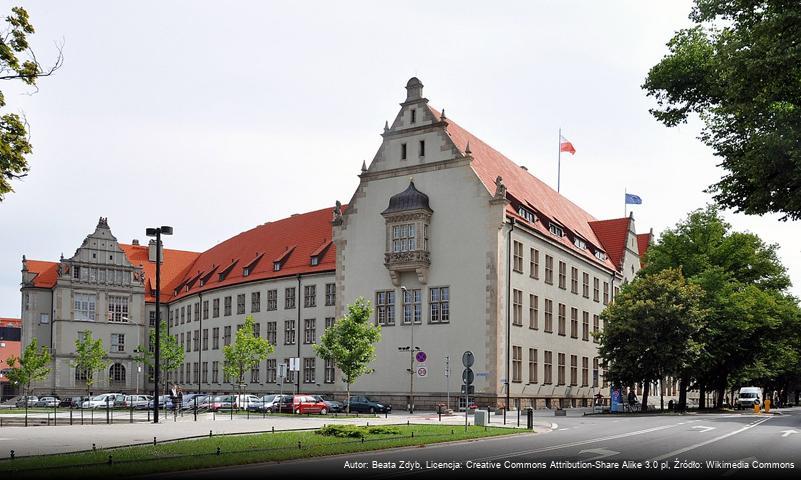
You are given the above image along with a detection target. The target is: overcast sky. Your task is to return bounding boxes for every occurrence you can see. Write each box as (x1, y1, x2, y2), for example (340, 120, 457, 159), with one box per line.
(1, 0, 798, 316)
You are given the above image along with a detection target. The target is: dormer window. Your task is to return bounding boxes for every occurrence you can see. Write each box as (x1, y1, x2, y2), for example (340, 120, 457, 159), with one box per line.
(517, 206, 536, 223)
(410, 109, 416, 124)
(273, 262, 281, 272)
(243, 267, 251, 277)
(199, 279, 206, 287)
(392, 224, 417, 252)
(310, 256, 319, 266)
(549, 223, 564, 237)
(218, 272, 226, 281)
(573, 237, 587, 250)
(595, 250, 607, 261)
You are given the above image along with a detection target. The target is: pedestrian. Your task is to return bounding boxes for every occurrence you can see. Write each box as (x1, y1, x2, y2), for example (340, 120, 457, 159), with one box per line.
(668, 399, 674, 412)
(628, 389, 637, 411)
(169, 384, 177, 411)
(177, 387, 183, 414)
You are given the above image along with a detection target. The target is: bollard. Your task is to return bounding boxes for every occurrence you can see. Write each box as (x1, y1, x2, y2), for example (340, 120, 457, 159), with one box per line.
(407, 420, 409, 426)
(385, 410, 387, 419)
(108, 455, 113, 465)
(367, 422, 369, 427)
(10, 450, 14, 459)
(451, 429, 454, 435)
(130, 406, 133, 424)
(517, 408, 520, 427)
(361, 437, 365, 443)
(411, 431, 414, 438)
(209, 430, 212, 438)
(297, 441, 302, 450)
(194, 397, 198, 422)
(92, 443, 96, 451)
(216, 447, 220, 456)
(70, 407, 73, 426)
(272, 426, 274, 433)
(153, 437, 157, 446)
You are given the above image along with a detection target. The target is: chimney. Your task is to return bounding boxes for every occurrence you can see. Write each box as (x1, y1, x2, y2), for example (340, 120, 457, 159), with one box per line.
(132, 239, 140, 246)
(148, 239, 162, 263)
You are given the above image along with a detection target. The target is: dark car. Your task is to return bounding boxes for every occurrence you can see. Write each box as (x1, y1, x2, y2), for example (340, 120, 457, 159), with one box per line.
(275, 394, 295, 413)
(314, 395, 343, 413)
(344, 396, 391, 414)
(59, 396, 84, 408)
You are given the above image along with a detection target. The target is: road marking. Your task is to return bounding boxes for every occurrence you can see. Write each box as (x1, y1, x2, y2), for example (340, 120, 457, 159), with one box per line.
(649, 416, 772, 462)
(690, 425, 715, 433)
(578, 448, 620, 460)
(781, 429, 798, 438)
(550, 423, 559, 429)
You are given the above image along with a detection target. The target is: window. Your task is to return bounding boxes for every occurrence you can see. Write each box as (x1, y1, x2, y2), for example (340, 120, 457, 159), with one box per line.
(325, 317, 335, 329)
(570, 308, 578, 338)
(169, 310, 173, 326)
(107, 295, 129, 322)
(310, 256, 319, 266)
(202, 362, 209, 383)
(266, 359, 277, 383)
(530, 248, 539, 279)
(149, 311, 156, 327)
(224, 296, 232, 316)
(512, 289, 523, 326)
(582, 311, 590, 341)
(237, 294, 245, 314)
(187, 305, 191, 323)
(574, 237, 587, 250)
(203, 300, 209, 320)
(512, 346, 522, 383)
(392, 224, 417, 252)
(603, 282, 609, 305)
(529, 294, 538, 329)
(582, 273, 590, 298)
(191, 330, 198, 351)
(593, 277, 600, 302)
(544, 351, 553, 384)
(325, 283, 336, 306)
(284, 320, 296, 345)
(74, 293, 96, 321)
(212, 361, 219, 383)
(429, 287, 449, 324)
(376, 290, 395, 326)
(528, 348, 538, 384)
(193, 362, 200, 384)
(180, 333, 185, 352)
(402, 288, 422, 324)
(544, 299, 553, 333)
(266, 321, 277, 345)
(186, 332, 191, 352)
(410, 108, 416, 124)
(571, 267, 578, 294)
(602, 362, 608, 388)
(593, 358, 599, 387)
(283, 358, 295, 384)
(267, 290, 277, 310)
(558, 303, 566, 336)
(544, 255, 553, 284)
(223, 326, 232, 346)
(595, 250, 607, 261)
(222, 361, 229, 384)
(304, 285, 316, 308)
(304, 319, 316, 344)
(401, 143, 407, 160)
(252, 292, 261, 312)
(557, 353, 566, 385)
(250, 363, 260, 383)
(73, 266, 81, 280)
(593, 315, 599, 343)
(570, 355, 578, 386)
(419, 139, 425, 157)
(194, 302, 200, 321)
(213, 298, 220, 318)
(109, 363, 125, 383)
(518, 206, 536, 223)
(325, 358, 335, 383)
(75, 366, 88, 381)
(558, 261, 566, 289)
(513, 241, 523, 273)
(549, 223, 564, 237)
(582, 357, 589, 386)
(285, 288, 296, 309)
(179, 363, 185, 383)
(110, 333, 125, 352)
(303, 358, 316, 383)
(211, 327, 219, 350)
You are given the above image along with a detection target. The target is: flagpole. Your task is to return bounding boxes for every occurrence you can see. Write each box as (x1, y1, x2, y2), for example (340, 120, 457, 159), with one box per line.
(557, 128, 561, 193)
(624, 187, 627, 218)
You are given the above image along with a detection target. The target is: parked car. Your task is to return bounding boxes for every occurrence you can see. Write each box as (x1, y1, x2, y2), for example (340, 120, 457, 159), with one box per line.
(207, 395, 235, 412)
(15, 395, 38, 407)
(275, 394, 295, 413)
(247, 394, 281, 412)
(147, 395, 175, 410)
(344, 396, 391, 414)
(313, 395, 343, 413)
(34, 396, 60, 408)
(736, 387, 763, 409)
(59, 396, 85, 408)
(293, 395, 329, 415)
(82, 393, 124, 409)
(181, 393, 208, 410)
(234, 394, 260, 410)
(122, 395, 152, 409)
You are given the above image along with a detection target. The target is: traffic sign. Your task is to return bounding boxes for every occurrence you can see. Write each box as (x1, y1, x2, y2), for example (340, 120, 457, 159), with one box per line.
(416, 365, 428, 378)
(462, 368, 474, 385)
(289, 357, 300, 372)
(460, 385, 475, 395)
(415, 351, 427, 363)
(462, 351, 474, 368)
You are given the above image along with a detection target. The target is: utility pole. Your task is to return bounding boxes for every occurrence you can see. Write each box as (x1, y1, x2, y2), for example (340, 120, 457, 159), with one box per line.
(445, 355, 450, 410)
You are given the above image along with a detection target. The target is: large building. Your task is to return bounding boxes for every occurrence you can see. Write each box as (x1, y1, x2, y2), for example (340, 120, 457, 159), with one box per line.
(0, 317, 22, 400)
(20, 78, 651, 409)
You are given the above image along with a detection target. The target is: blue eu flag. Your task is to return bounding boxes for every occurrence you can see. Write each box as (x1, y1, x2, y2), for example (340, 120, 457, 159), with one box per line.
(625, 193, 642, 205)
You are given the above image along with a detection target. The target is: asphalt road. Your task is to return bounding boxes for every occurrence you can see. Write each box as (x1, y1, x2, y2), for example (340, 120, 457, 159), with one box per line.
(148, 408, 801, 480)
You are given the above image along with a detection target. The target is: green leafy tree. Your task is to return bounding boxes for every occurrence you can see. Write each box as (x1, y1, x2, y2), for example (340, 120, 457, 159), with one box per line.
(314, 297, 381, 413)
(0, 6, 62, 200)
(5, 337, 51, 424)
(223, 315, 274, 406)
(72, 331, 108, 397)
(643, 0, 801, 220)
(598, 268, 705, 412)
(134, 320, 185, 396)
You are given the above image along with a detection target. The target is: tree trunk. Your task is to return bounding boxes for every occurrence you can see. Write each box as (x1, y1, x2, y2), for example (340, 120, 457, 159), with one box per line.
(642, 381, 650, 412)
(715, 383, 725, 409)
(678, 378, 687, 412)
(698, 383, 706, 409)
(346, 381, 351, 414)
(660, 379, 664, 412)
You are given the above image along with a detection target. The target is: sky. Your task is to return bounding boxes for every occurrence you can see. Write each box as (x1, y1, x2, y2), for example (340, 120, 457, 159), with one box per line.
(1, 0, 799, 316)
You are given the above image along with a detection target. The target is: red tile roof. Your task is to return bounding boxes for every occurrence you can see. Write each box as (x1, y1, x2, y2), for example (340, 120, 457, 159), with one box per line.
(170, 207, 337, 301)
(637, 232, 652, 267)
(119, 244, 200, 303)
(589, 218, 632, 270)
(0, 318, 21, 383)
(25, 260, 59, 288)
(430, 106, 620, 271)
(0, 318, 20, 328)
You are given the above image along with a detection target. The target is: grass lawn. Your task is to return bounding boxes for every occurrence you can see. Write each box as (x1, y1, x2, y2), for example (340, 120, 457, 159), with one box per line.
(0, 424, 524, 478)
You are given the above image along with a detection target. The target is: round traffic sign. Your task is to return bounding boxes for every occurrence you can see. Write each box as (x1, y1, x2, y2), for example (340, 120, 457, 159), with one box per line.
(462, 351, 474, 368)
(416, 366, 428, 378)
(415, 351, 427, 363)
(462, 368, 474, 385)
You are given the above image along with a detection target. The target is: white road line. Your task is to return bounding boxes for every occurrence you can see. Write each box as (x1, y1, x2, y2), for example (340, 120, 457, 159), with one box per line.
(649, 416, 772, 462)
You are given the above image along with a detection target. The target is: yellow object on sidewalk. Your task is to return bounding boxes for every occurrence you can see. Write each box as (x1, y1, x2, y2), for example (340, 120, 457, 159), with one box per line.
(754, 402, 761, 414)
(764, 398, 771, 414)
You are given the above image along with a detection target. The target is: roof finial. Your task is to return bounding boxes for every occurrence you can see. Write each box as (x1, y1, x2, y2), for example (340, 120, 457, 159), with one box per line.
(384, 120, 389, 133)
(361, 160, 367, 173)
(440, 109, 446, 120)
(409, 176, 414, 185)
(465, 141, 472, 155)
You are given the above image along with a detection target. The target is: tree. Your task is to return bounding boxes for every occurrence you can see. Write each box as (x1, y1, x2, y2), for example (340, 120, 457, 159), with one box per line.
(643, 0, 801, 220)
(5, 337, 51, 425)
(72, 331, 108, 398)
(223, 315, 274, 407)
(0, 6, 63, 201)
(314, 297, 381, 413)
(134, 320, 184, 397)
(598, 269, 705, 412)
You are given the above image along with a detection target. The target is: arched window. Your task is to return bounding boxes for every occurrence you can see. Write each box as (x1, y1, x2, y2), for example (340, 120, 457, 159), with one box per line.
(109, 363, 126, 384)
(75, 367, 88, 381)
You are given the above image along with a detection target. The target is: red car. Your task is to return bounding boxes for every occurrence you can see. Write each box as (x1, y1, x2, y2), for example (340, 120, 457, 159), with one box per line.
(293, 395, 329, 415)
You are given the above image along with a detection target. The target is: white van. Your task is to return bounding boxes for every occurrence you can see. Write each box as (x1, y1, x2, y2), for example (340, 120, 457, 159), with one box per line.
(736, 387, 762, 409)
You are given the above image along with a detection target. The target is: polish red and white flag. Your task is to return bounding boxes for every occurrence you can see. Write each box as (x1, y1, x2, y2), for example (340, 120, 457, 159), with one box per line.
(560, 134, 576, 155)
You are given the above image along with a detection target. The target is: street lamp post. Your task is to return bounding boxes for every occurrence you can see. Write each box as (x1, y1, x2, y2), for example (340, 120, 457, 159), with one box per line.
(398, 286, 420, 414)
(146, 225, 173, 424)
